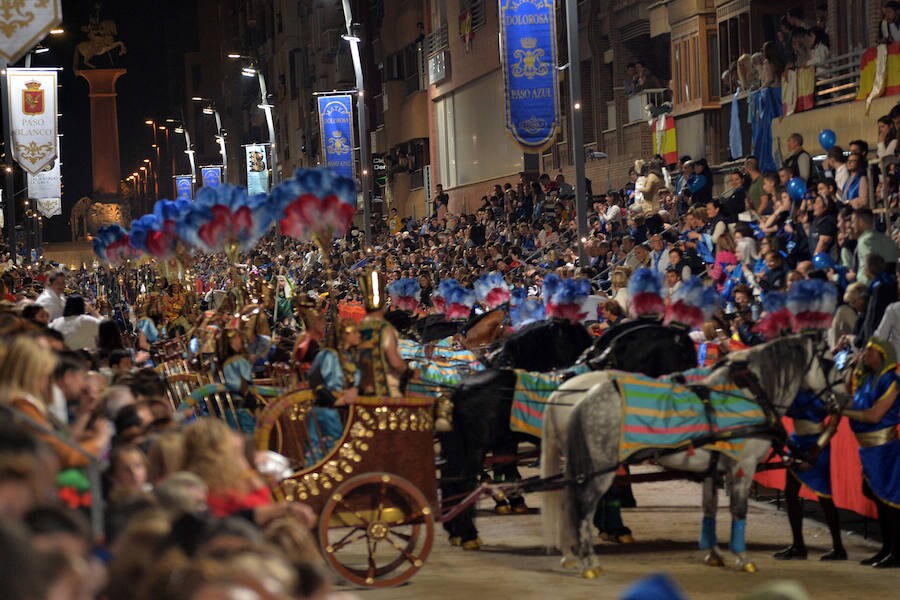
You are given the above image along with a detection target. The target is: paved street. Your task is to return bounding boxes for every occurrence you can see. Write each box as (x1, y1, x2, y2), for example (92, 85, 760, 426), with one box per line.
(348, 469, 896, 600)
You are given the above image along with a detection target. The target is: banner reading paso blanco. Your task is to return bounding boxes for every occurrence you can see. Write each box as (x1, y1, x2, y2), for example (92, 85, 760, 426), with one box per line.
(318, 95, 354, 180)
(7, 69, 58, 175)
(498, 0, 561, 151)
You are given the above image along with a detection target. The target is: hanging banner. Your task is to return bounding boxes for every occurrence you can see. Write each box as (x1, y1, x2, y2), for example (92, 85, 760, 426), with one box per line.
(245, 144, 269, 196)
(498, 0, 561, 151)
(0, 1, 62, 63)
(7, 69, 58, 175)
(27, 156, 62, 217)
(201, 165, 222, 189)
(174, 175, 193, 200)
(317, 95, 354, 180)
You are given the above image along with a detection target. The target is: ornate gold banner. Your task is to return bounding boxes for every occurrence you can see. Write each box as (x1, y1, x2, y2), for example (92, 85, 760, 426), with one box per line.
(7, 68, 58, 175)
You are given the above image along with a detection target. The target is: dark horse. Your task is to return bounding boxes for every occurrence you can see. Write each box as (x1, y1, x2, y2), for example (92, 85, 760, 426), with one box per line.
(440, 317, 698, 547)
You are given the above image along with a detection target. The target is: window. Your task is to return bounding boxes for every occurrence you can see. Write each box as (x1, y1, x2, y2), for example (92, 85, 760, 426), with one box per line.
(672, 32, 701, 105)
(718, 11, 750, 96)
(434, 71, 524, 188)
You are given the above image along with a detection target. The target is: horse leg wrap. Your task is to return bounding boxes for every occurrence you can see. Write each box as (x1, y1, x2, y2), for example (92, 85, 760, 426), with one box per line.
(699, 516, 717, 550)
(730, 518, 747, 555)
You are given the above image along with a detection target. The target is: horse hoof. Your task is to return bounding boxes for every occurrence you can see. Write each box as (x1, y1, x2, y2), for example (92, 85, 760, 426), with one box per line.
(462, 537, 483, 551)
(495, 504, 512, 515)
(616, 534, 636, 544)
(512, 503, 529, 514)
(705, 554, 725, 567)
(449, 537, 462, 547)
(581, 567, 602, 580)
(740, 562, 758, 574)
(560, 557, 579, 571)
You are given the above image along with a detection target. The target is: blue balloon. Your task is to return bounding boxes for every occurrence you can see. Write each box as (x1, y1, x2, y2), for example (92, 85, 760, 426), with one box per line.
(787, 177, 805, 201)
(819, 128, 837, 151)
(812, 252, 835, 270)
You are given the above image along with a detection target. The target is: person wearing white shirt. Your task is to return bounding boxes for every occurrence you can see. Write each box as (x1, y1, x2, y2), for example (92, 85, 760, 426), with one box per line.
(648, 234, 670, 274)
(49, 295, 102, 352)
(35, 270, 67, 321)
(875, 299, 900, 357)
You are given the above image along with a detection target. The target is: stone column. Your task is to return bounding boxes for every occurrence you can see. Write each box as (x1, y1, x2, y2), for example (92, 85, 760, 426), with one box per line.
(77, 68, 126, 197)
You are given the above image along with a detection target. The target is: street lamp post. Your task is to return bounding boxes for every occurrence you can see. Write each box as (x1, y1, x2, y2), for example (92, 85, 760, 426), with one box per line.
(158, 125, 173, 193)
(337, 6, 372, 246)
(227, 54, 278, 186)
(564, 0, 588, 267)
(166, 119, 197, 192)
(192, 97, 228, 184)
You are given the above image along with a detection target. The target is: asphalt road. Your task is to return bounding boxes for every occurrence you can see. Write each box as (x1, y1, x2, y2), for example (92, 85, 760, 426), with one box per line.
(340, 468, 896, 600)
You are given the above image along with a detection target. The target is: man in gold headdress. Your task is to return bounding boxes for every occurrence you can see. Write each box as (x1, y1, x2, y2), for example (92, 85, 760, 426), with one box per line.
(357, 270, 410, 398)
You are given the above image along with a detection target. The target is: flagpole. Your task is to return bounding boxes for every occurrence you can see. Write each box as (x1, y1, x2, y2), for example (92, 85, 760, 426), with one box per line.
(1, 59, 16, 265)
(565, 0, 588, 268)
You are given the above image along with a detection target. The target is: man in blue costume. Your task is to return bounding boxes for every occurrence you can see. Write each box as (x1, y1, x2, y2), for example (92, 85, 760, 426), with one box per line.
(844, 337, 900, 568)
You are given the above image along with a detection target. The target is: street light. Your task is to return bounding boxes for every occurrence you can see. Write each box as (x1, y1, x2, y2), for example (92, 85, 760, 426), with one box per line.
(191, 97, 228, 184)
(227, 53, 278, 186)
(338, 4, 372, 245)
(164, 119, 197, 191)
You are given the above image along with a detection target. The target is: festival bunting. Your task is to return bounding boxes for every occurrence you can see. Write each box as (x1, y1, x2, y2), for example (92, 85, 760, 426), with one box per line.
(499, 0, 561, 151)
(317, 95, 354, 180)
(245, 144, 269, 195)
(7, 69, 58, 175)
(201, 165, 222, 189)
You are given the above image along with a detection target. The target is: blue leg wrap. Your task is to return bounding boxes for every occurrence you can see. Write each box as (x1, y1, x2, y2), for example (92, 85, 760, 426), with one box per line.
(699, 515, 717, 550)
(730, 518, 747, 554)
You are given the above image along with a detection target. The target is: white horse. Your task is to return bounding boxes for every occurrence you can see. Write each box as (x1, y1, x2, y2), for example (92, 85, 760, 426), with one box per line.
(541, 335, 843, 578)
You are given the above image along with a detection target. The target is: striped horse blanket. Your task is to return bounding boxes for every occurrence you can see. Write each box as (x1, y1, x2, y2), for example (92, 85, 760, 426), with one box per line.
(399, 337, 480, 365)
(510, 364, 591, 437)
(612, 370, 766, 463)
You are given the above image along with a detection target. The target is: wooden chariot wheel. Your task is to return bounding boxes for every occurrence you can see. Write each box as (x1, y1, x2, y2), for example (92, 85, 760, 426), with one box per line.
(318, 472, 435, 588)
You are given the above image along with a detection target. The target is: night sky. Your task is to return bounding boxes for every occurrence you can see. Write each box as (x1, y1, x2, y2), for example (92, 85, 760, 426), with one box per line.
(27, 0, 197, 242)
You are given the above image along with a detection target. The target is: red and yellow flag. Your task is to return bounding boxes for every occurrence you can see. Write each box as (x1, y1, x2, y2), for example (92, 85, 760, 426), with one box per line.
(652, 115, 677, 165)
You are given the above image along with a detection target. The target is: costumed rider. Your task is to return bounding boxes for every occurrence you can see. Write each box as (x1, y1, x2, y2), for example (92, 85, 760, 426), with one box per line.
(306, 318, 361, 463)
(237, 303, 274, 373)
(760, 281, 847, 561)
(844, 336, 900, 568)
(591, 268, 697, 375)
(358, 270, 413, 397)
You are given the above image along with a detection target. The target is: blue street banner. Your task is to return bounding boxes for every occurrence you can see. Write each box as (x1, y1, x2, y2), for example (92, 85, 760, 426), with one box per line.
(174, 175, 193, 200)
(317, 95, 354, 179)
(498, 0, 561, 151)
(201, 166, 222, 189)
(245, 144, 269, 195)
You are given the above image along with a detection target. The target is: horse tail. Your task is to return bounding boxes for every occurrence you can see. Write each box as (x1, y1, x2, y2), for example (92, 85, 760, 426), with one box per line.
(540, 402, 568, 552)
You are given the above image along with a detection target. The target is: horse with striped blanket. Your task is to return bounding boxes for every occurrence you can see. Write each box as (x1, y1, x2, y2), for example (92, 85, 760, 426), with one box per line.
(541, 335, 844, 577)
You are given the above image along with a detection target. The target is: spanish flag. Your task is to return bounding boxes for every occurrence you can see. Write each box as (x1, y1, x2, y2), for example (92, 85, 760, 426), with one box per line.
(652, 115, 677, 165)
(857, 42, 900, 106)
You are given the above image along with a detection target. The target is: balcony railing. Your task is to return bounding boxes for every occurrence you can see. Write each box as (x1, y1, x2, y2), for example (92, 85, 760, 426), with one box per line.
(813, 48, 865, 107)
(426, 24, 449, 57)
(626, 88, 669, 123)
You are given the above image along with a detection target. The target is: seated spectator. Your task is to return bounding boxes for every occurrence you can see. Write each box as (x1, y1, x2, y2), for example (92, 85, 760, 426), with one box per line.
(880, 1, 900, 43)
(805, 28, 830, 66)
(760, 250, 788, 291)
(0, 338, 112, 469)
(48, 296, 102, 352)
(877, 114, 898, 160)
(841, 152, 869, 208)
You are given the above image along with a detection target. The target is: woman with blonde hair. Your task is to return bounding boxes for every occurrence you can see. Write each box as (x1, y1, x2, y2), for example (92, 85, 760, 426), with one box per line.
(180, 417, 272, 517)
(610, 266, 632, 312)
(0, 337, 111, 468)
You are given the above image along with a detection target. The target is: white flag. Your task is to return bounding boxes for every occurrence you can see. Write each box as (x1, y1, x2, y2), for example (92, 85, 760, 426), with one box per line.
(7, 69, 58, 175)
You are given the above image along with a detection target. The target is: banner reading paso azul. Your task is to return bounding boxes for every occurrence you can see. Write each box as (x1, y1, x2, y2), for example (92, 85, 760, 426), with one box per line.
(201, 166, 222, 189)
(499, 0, 560, 151)
(174, 175, 193, 201)
(317, 95, 354, 180)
